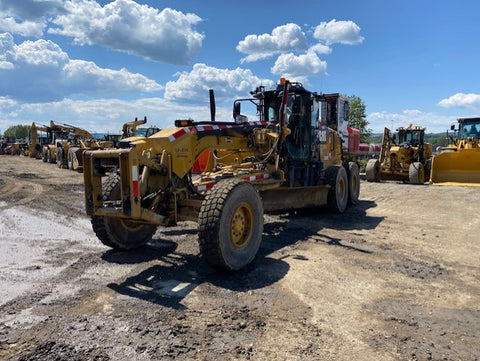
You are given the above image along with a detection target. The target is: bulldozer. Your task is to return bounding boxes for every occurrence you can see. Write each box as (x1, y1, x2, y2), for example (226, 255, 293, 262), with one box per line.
(366, 125, 432, 184)
(83, 79, 361, 271)
(429, 117, 480, 186)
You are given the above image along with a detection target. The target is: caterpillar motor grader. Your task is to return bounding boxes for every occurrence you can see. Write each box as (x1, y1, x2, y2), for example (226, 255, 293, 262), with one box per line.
(430, 117, 480, 186)
(366, 125, 432, 184)
(28, 122, 50, 159)
(83, 79, 361, 271)
(48, 121, 117, 171)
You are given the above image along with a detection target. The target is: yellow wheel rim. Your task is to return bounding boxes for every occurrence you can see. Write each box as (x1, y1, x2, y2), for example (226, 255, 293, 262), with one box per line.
(230, 202, 254, 250)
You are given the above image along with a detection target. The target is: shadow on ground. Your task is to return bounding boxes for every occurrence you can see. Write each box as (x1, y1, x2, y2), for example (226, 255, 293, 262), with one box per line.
(105, 199, 382, 308)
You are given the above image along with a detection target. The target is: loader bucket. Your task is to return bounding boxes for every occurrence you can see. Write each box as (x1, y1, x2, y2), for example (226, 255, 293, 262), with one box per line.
(430, 148, 480, 186)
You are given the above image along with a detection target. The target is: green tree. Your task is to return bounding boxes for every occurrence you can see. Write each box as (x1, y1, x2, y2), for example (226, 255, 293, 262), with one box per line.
(3, 125, 30, 140)
(348, 95, 371, 143)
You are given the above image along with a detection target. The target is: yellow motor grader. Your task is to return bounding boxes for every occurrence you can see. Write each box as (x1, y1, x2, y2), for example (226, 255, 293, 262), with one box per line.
(430, 117, 480, 186)
(83, 79, 361, 271)
(366, 125, 432, 184)
(28, 122, 50, 159)
(49, 121, 116, 170)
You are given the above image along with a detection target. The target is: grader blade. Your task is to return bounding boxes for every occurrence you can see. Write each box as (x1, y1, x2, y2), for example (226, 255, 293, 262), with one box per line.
(430, 149, 480, 186)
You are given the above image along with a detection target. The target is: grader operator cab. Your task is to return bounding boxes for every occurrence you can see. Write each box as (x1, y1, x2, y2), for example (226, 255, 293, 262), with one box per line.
(430, 117, 480, 185)
(366, 125, 432, 184)
(83, 79, 360, 271)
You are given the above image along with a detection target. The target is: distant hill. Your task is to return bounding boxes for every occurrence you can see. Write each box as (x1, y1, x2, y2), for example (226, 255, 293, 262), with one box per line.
(368, 132, 449, 147)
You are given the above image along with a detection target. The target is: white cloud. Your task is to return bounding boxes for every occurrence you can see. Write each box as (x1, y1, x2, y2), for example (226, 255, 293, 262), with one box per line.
(368, 110, 454, 133)
(0, 0, 64, 37)
(308, 43, 332, 55)
(313, 19, 364, 45)
(237, 23, 307, 63)
(438, 93, 480, 110)
(0, 96, 234, 134)
(0, 16, 45, 37)
(49, 0, 204, 65)
(271, 51, 327, 79)
(0, 0, 64, 20)
(164, 63, 274, 103)
(0, 35, 162, 102)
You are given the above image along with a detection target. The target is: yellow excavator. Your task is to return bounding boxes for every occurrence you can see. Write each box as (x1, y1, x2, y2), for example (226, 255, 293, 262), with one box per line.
(430, 117, 480, 186)
(83, 79, 361, 271)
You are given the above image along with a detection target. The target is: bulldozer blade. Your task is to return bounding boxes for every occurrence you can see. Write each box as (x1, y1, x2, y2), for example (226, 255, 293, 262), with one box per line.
(430, 149, 480, 186)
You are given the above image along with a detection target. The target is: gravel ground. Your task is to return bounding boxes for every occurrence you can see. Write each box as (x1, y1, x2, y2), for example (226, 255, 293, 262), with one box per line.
(0, 155, 479, 361)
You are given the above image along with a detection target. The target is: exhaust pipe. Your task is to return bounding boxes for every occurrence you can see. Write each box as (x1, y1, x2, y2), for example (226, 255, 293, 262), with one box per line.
(209, 89, 216, 122)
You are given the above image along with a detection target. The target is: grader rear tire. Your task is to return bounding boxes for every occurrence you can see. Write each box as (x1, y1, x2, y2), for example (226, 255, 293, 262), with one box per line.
(56, 148, 65, 168)
(46, 149, 54, 163)
(347, 162, 360, 205)
(409, 162, 425, 184)
(198, 178, 263, 271)
(92, 174, 157, 250)
(67, 147, 80, 170)
(366, 159, 380, 182)
(326, 165, 349, 213)
(42, 149, 48, 162)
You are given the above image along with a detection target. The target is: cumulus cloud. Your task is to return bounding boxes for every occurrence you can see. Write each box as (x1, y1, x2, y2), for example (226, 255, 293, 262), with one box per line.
(271, 51, 327, 79)
(0, 0, 64, 37)
(0, 96, 236, 134)
(368, 109, 454, 133)
(237, 23, 307, 63)
(164, 63, 274, 103)
(0, 17, 45, 37)
(314, 19, 364, 45)
(438, 93, 480, 109)
(0, 34, 162, 102)
(308, 43, 332, 55)
(49, 0, 204, 65)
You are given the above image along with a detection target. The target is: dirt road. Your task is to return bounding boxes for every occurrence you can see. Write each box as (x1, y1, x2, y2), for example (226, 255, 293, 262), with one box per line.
(0, 155, 479, 360)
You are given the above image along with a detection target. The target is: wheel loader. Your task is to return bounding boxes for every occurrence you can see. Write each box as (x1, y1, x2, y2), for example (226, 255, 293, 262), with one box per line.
(83, 79, 361, 271)
(366, 125, 432, 184)
(430, 117, 480, 186)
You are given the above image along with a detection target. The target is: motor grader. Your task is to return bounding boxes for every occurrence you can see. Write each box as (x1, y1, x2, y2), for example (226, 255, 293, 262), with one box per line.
(366, 125, 432, 184)
(48, 121, 117, 171)
(430, 117, 480, 186)
(83, 79, 360, 271)
(28, 122, 50, 159)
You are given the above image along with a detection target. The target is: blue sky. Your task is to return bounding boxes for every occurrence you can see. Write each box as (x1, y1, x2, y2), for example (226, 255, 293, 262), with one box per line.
(1, 0, 479, 135)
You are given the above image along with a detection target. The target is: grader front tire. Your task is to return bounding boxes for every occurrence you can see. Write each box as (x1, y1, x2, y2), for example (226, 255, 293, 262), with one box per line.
(92, 173, 157, 250)
(198, 179, 263, 271)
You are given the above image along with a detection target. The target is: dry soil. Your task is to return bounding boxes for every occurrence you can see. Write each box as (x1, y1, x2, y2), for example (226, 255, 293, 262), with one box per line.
(0, 155, 479, 361)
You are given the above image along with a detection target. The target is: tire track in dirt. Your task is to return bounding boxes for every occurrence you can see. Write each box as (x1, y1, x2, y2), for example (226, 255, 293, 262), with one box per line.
(0, 176, 44, 205)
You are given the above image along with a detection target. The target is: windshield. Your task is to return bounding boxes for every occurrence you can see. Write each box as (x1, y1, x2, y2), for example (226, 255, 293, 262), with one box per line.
(397, 130, 422, 145)
(459, 120, 480, 138)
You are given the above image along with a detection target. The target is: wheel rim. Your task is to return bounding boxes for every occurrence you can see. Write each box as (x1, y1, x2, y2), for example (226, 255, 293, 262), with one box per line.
(230, 202, 254, 250)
